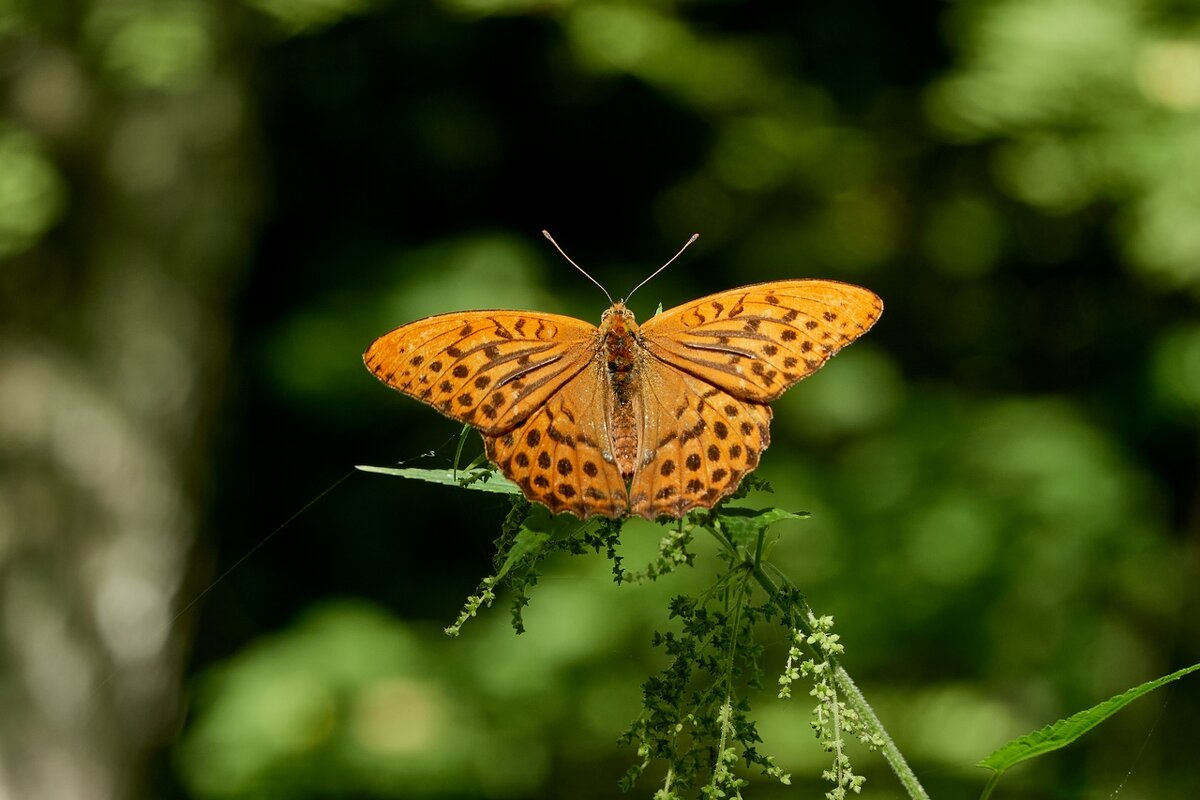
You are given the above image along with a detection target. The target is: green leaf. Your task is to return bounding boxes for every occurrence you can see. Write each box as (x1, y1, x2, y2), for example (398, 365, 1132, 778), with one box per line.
(978, 662, 1200, 777)
(356, 465, 521, 495)
(717, 506, 809, 550)
(494, 528, 552, 582)
(517, 503, 588, 538)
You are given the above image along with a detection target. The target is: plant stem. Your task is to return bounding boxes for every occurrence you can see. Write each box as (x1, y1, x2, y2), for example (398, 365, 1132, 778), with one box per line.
(979, 771, 999, 800)
(704, 523, 931, 800)
(829, 659, 928, 800)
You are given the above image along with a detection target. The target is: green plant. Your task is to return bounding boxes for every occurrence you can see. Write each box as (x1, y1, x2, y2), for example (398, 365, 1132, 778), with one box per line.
(366, 462, 924, 798)
(363, 460, 1197, 799)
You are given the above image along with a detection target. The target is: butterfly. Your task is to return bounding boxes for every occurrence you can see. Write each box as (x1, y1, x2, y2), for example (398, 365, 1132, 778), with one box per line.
(364, 242, 882, 520)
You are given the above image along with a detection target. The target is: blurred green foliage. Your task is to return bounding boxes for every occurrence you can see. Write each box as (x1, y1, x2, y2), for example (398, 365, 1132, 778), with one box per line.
(0, 126, 65, 257)
(88, 1, 215, 88)
(929, 0, 1200, 286)
(3, 0, 1198, 797)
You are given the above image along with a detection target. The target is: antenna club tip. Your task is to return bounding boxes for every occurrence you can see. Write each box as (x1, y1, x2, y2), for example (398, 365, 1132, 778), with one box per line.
(541, 229, 553, 239)
(689, 233, 700, 242)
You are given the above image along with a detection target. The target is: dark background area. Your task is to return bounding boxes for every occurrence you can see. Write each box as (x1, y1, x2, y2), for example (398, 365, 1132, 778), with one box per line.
(2, 1, 1198, 798)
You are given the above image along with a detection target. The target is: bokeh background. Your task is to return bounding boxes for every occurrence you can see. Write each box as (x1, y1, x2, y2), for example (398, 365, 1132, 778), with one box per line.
(2, 0, 1199, 798)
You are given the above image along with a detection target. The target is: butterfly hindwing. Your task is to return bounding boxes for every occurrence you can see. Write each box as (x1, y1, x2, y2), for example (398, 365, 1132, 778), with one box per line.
(483, 365, 628, 518)
(630, 361, 772, 519)
(638, 280, 883, 402)
(364, 310, 598, 434)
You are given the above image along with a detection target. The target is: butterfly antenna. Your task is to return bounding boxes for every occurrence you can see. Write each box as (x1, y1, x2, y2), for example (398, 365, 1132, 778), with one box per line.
(625, 233, 700, 303)
(542, 230, 614, 305)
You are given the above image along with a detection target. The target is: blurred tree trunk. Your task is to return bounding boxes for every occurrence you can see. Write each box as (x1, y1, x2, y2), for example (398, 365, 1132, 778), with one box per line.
(0, 4, 259, 798)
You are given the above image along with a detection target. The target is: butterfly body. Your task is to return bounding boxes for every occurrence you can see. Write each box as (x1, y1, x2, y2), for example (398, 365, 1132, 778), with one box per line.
(598, 303, 644, 479)
(366, 280, 882, 520)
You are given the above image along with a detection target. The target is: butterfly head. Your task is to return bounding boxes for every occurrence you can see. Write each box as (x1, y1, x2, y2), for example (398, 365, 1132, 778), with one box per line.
(600, 300, 638, 332)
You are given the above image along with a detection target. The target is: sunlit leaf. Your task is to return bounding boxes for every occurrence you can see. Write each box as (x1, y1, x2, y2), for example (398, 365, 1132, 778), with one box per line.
(356, 465, 521, 495)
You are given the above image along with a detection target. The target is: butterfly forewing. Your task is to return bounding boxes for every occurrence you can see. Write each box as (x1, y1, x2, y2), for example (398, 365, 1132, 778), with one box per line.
(364, 310, 598, 434)
(637, 280, 883, 402)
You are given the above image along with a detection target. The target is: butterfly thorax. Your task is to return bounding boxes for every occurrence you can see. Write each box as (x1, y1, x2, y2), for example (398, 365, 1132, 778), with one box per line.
(599, 303, 642, 479)
(600, 303, 640, 401)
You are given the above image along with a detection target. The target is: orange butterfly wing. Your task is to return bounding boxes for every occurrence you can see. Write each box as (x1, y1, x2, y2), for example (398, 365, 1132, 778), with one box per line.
(628, 363, 773, 519)
(363, 310, 598, 434)
(482, 364, 629, 518)
(638, 280, 883, 402)
(625, 280, 882, 518)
